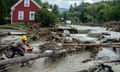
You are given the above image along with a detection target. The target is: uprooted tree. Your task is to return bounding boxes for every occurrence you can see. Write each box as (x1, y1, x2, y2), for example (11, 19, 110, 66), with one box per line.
(35, 9, 57, 27)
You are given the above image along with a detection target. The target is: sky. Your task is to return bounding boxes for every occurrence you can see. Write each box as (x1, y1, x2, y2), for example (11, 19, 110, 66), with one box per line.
(41, 0, 102, 9)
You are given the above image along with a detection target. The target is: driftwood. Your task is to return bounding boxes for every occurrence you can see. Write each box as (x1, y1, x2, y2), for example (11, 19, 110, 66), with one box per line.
(62, 42, 120, 47)
(0, 54, 50, 65)
(9, 32, 26, 35)
(0, 32, 9, 37)
(39, 42, 120, 54)
(50, 32, 120, 48)
(0, 26, 23, 31)
(0, 49, 68, 65)
(52, 33, 63, 40)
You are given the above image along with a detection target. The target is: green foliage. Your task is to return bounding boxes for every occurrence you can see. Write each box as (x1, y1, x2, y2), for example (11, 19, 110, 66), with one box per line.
(52, 4, 59, 16)
(35, 0, 42, 6)
(42, 2, 49, 8)
(35, 9, 57, 27)
(52, 4, 60, 22)
(107, 6, 120, 21)
(0, 0, 7, 25)
(63, 0, 120, 23)
(5, 0, 17, 16)
(69, 5, 74, 12)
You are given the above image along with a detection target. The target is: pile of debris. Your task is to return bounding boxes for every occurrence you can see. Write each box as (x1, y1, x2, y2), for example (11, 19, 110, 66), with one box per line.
(0, 24, 120, 72)
(25, 24, 52, 41)
(104, 21, 120, 32)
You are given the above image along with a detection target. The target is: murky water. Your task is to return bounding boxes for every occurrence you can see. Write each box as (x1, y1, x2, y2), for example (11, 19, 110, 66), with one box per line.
(97, 47, 119, 61)
(9, 52, 90, 72)
(1, 25, 120, 72)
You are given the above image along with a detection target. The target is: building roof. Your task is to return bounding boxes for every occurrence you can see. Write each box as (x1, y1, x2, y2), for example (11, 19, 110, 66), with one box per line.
(11, 0, 41, 10)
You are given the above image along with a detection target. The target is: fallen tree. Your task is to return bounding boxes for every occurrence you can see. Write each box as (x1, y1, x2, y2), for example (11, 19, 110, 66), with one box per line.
(62, 42, 120, 47)
(0, 54, 50, 65)
(0, 32, 9, 37)
(0, 49, 68, 65)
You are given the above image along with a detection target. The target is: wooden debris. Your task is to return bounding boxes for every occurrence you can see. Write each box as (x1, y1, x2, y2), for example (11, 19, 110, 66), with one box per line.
(0, 32, 9, 37)
(0, 54, 48, 65)
(0, 49, 68, 65)
(9, 32, 26, 35)
(62, 42, 120, 47)
(0, 26, 22, 31)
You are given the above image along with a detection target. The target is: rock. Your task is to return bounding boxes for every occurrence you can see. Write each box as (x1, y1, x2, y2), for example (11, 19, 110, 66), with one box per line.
(63, 30, 70, 36)
(63, 37, 73, 42)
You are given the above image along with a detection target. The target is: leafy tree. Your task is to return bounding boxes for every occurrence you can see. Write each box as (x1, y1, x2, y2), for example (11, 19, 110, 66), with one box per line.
(35, 0, 42, 6)
(5, 0, 17, 16)
(35, 9, 57, 27)
(0, 0, 7, 24)
(63, 12, 67, 21)
(50, 5, 53, 9)
(42, 2, 49, 8)
(52, 4, 59, 16)
(69, 5, 74, 12)
(79, 12, 88, 23)
(108, 6, 120, 21)
(52, 4, 60, 22)
(62, 0, 120, 23)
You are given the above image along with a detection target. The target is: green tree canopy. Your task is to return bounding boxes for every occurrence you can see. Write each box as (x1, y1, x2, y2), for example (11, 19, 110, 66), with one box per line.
(62, 0, 120, 23)
(0, 0, 7, 24)
(52, 4, 59, 16)
(35, 9, 57, 27)
(5, 0, 17, 16)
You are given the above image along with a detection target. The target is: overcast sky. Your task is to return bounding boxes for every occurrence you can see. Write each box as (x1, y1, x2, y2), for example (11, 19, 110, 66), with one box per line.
(41, 0, 102, 8)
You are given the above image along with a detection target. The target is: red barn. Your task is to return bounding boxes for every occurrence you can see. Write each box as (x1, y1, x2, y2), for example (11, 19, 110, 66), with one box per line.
(11, 0, 41, 23)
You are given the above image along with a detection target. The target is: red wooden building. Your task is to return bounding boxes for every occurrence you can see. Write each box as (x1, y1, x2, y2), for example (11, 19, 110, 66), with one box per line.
(11, 0, 41, 23)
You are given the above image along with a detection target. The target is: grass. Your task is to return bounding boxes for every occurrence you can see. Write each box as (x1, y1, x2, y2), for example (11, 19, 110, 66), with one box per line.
(0, 23, 58, 30)
(0, 23, 32, 28)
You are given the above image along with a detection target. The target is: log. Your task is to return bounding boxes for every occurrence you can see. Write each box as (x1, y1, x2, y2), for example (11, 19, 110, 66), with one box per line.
(0, 32, 9, 37)
(105, 60, 120, 63)
(1, 42, 120, 65)
(0, 54, 50, 65)
(82, 58, 120, 63)
(51, 32, 63, 40)
(9, 32, 26, 35)
(0, 49, 68, 65)
(62, 42, 120, 47)
(0, 26, 22, 31)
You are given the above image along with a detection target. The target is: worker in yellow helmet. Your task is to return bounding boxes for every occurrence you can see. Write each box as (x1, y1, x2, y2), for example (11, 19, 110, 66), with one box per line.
(21, 35, 27, 41)
(9, 35, 32, 58)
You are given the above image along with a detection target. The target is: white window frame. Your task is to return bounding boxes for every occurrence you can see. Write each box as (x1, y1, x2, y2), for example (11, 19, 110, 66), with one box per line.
(18, 11, 24, 20)
(29, 11, 35, 20)
(24, 0, 30, 7)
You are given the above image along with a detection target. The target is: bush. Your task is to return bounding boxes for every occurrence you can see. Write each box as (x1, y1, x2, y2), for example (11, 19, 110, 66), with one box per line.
(35, 9, 57, 27)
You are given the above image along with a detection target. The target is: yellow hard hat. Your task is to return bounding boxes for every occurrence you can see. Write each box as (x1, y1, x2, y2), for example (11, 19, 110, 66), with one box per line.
(21, 35, 27, 41)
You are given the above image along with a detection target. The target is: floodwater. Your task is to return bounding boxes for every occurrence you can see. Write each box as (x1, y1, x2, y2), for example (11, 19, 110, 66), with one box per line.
(1, 25, 120, 72)
(9, 52, 90, 72)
